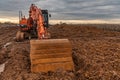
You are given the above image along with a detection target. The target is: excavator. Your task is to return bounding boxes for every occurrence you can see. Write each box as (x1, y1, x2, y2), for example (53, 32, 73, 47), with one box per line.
(16, 4, 74, 72)
(16, 4, 50, 41)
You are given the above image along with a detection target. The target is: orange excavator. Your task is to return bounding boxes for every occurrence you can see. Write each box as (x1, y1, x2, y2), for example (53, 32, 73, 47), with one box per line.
(16, 4, 74, 72)
(16, 4, 50, 41)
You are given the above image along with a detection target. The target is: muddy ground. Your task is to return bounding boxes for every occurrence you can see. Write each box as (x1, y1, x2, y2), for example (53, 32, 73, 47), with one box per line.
(0, 24, 120, 80)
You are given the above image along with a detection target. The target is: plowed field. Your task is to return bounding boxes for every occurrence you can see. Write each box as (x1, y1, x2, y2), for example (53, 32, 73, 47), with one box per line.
(0, 24, 120, 80)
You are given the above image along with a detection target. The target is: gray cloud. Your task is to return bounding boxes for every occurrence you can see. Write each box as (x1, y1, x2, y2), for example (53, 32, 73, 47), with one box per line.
(0, 0, 39, 17)
(0, 0, 120, 20)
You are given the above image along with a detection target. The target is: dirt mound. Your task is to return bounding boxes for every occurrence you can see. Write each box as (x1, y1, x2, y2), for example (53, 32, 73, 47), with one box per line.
(0, 24, 120, 80)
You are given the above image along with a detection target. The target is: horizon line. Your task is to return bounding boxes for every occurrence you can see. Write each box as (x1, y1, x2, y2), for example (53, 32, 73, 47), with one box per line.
(0, 17, 120, 24)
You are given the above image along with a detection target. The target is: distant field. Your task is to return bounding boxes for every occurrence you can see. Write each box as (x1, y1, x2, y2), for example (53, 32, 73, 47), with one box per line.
(0, 22, 120, 31)
(81, 24, 120, 31)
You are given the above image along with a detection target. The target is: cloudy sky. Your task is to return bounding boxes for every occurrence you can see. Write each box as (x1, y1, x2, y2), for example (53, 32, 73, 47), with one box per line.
(0, 0, 120, 23)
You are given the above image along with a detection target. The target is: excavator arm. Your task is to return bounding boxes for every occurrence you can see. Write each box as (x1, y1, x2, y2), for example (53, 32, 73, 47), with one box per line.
(29, 4, 46, 39)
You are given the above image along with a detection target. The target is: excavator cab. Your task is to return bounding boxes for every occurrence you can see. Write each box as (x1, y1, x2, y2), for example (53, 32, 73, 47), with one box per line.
(41, 10, 49, 28)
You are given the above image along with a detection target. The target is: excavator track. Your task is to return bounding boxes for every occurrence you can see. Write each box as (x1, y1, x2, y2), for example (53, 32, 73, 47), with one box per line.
(16, 31, 24, 41)
(30, 39, 74, 72)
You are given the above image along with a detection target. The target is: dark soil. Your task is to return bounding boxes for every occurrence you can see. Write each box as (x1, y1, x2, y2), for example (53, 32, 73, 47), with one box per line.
(0, 24, 120, 80)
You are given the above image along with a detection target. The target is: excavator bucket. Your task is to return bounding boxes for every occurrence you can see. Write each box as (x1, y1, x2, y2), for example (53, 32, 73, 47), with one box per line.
(30, 39, 74, 72)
